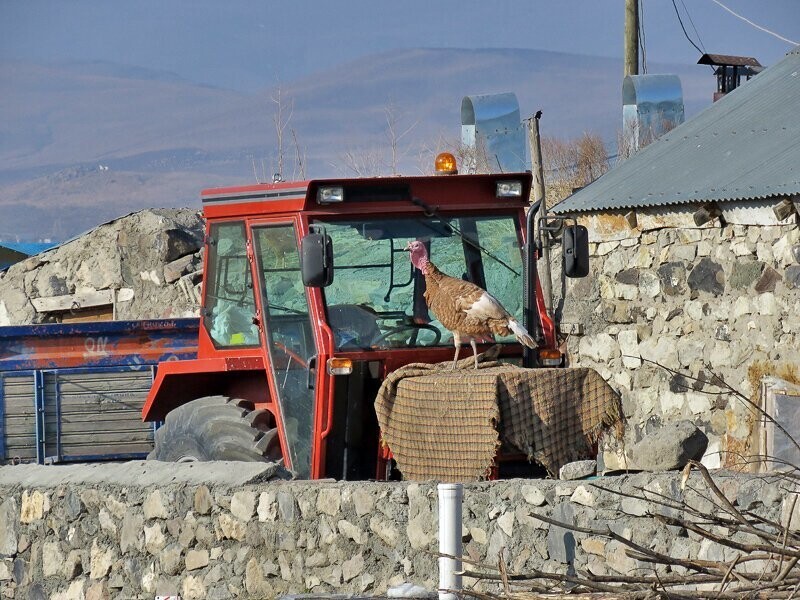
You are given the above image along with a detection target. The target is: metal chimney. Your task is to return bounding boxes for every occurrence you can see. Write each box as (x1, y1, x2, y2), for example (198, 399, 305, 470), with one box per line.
(697, 53, 763, 101)
(461, 92, 526, 174)
(622, 74, 684, 153)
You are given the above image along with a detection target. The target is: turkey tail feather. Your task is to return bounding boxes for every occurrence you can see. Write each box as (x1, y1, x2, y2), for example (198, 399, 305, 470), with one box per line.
(508, 319, 536, 349)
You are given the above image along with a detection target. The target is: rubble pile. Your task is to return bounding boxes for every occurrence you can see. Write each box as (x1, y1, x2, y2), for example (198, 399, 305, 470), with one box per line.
(0, 209, 205, 325)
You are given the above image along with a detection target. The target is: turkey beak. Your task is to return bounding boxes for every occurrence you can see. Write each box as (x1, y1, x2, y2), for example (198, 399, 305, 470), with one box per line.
(404, 242, 412, 251)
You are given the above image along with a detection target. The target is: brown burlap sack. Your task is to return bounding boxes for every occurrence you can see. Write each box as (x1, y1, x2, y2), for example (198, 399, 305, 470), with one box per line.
(374, 351, 623, 481)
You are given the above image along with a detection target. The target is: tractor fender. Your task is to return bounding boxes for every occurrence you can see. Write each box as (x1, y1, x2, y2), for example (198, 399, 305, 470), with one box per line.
(142, 355, 270, 422)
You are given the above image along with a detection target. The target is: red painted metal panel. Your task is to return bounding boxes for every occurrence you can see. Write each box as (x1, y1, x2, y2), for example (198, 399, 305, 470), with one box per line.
(0, 319, 198, 371)
(140, 354, 267, 421)
(200, 174, 531, 221)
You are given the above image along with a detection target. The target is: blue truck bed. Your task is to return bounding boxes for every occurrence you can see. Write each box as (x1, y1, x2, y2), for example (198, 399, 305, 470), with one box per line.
(0, 319, 199, 464)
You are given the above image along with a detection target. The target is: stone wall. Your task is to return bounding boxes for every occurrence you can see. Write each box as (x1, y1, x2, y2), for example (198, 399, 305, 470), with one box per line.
(556, 203, 800, 470)
(0, 470, 792, 599)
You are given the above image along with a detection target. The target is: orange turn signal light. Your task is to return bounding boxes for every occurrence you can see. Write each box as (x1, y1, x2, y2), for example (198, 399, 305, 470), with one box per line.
(539, 349, 563, 367)
(434, 152, 458, 175)
(327, 357, 353, 376)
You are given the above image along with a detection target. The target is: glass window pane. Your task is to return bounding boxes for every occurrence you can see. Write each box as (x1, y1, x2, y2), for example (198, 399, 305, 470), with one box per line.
(476, 219, 524, 324)
(316, 214, 524, 349)
(203, 222, 259, 347)
(254, 224, 315, 478)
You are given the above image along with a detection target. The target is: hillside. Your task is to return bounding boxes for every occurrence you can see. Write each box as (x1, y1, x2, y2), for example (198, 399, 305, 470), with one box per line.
(0, 48, 715, 240)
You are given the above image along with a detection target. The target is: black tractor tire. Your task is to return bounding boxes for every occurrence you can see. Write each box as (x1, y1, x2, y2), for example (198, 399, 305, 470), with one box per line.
(147, 395, 283, 463)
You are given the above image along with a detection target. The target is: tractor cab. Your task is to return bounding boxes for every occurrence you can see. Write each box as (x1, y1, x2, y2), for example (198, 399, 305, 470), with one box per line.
(143, 160, 588, 480)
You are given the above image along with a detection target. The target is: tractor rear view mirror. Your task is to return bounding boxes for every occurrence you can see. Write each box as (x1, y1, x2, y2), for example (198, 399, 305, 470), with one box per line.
(300, 227, 333, 287)
(563, 224, 589, 278)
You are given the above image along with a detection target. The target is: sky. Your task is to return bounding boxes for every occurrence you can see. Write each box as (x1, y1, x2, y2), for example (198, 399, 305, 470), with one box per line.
(1, 0, 798, 92)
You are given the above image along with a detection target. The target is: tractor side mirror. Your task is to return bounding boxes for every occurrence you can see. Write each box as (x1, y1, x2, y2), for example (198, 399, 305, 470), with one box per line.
(300, 228, 333, 287)
(563, 224, 589, 278)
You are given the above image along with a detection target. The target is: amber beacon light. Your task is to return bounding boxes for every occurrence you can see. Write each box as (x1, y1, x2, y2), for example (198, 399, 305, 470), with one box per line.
(327, 357, 353, 376)
(434, 152, 458, 175)
(538, 348, 563, 367)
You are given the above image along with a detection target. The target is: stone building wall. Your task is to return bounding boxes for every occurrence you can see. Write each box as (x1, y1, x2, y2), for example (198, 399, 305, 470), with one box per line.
(0, 469, 790, 599)
(555, 204, 800, 470)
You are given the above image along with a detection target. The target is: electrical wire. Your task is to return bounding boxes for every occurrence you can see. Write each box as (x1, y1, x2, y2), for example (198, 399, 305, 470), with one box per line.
(671, 0, 705, 55)
(639, 0, 648, 73)
(708, 0, 799, 46)
(680, 0, 706, 53)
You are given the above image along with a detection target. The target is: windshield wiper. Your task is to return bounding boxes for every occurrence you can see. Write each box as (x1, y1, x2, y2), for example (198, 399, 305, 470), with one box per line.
(267, 302, 306, 316)
(410, 197, 520, 276)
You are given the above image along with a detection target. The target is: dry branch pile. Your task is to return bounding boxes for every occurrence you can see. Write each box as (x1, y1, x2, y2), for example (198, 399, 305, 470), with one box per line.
(457, 460, 800, 599)
(454, 361, 800, 599)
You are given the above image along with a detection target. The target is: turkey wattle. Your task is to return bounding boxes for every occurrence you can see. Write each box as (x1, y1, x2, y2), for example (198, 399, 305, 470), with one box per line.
(406, 240, 535, 369)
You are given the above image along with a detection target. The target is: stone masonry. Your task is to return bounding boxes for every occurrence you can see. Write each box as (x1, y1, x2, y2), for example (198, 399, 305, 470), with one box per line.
(555, 206, 800, 470)
(0, 470, 791, 599)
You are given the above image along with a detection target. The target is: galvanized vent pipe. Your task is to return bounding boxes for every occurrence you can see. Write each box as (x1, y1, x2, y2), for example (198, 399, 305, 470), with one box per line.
(438, 483, 463, 600)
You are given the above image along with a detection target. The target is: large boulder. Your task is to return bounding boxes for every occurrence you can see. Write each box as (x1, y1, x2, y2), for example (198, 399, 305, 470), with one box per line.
(627, 420, 709, 471)
(0, 208, 204, 325)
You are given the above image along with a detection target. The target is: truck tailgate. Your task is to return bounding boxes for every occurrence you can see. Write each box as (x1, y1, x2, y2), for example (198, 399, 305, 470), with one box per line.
(0, 319, 198, 464)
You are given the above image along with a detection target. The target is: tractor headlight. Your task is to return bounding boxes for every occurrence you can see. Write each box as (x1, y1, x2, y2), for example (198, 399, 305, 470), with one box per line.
(317, 186, 344, 204)
(496, 180, 523, 198)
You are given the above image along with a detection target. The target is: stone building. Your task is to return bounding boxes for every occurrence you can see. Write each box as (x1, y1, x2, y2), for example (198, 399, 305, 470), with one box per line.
(552, 48, 800, 471)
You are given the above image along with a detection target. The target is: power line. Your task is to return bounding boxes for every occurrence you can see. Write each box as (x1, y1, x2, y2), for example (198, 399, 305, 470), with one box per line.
(671, 0, 704, 55)
(708, 0, 799, 46)
(639, 0, 648, 73)
(679, 0, 706, 53)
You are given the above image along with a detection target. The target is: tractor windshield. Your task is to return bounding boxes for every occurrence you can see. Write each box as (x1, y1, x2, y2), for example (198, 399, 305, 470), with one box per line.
(314, 214, 524, 350)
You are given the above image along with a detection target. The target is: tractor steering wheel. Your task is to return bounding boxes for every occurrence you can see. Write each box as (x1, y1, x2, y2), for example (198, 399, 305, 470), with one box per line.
(373, 322, 442, 347)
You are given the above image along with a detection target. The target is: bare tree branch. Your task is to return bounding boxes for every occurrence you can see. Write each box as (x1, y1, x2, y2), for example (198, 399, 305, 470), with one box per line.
(271, 87, 294, 180)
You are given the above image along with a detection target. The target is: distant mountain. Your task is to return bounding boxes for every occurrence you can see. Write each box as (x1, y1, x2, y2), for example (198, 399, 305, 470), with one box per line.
(0, 48, 715, 240)
(0, 60, 250, 174)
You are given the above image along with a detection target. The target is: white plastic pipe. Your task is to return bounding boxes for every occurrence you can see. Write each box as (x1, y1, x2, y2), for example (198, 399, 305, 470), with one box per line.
(438, 483, 463, 600)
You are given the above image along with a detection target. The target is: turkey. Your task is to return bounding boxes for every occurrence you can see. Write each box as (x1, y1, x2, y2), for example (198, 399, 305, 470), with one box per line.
(406, 240, 536, 369)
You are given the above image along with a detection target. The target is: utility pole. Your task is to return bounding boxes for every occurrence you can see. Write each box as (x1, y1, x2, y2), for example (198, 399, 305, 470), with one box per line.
(624, 0, 639, 77)
(526, 111, 554, 319)
(528, 111, 546, 207)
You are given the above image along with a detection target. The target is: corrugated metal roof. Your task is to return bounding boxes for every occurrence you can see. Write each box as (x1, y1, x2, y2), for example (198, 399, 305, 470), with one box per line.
(554, 48, 800, 215)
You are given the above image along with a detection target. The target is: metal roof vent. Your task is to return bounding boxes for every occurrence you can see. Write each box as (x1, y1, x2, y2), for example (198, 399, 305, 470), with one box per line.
(697, 53, 763, 101)
(461, 92, 526, 174)
(622, 74, 685, 154)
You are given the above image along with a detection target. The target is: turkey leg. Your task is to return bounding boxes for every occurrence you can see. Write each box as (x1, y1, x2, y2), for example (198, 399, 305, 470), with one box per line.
(451, 332, 461, 370)
(470, 339, 479, 369)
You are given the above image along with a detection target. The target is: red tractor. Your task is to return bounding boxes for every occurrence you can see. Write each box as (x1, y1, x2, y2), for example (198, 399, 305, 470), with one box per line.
(142, 155, 589, 479)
